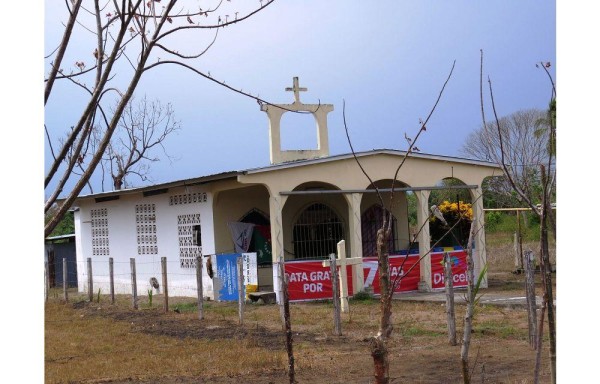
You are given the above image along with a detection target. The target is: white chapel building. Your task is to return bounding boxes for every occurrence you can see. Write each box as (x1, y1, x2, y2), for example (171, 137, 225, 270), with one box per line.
(71, 78, 502, 302)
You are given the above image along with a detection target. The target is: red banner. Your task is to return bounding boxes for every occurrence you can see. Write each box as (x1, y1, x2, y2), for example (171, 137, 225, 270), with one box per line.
(283, 249, 469, 301)
(284, 260, 354, 302)
(363, 254, 421, 294)
(430, 250, 468, 290)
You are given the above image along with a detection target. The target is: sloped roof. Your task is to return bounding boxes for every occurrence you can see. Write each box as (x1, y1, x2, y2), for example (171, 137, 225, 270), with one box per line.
(71, 149, 500, 201)
(243, 149, 500, 174)
(72, 171, 242, 202)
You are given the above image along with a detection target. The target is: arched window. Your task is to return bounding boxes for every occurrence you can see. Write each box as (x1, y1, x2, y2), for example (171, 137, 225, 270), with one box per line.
(240, 208, 270, 226)
(361, 204, 398, 257)
(292, 203, 345, 259)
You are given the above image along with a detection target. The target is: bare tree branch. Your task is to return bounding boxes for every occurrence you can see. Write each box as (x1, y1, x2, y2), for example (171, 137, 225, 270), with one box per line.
(341, 61, 455, 384)
(387, 60, 456, 232)
(45, 0, 279, 236)
(45, 0, 84, 105)
(101, 95, 180, 190)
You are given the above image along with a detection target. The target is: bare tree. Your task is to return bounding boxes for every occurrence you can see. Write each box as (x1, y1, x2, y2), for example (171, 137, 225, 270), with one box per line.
(461, 108, 552, 209)
(343, 61, 456, 384)
(44, 0, 278, 237)
(481, 51, 556, 384)
(101, 95, 180, 190)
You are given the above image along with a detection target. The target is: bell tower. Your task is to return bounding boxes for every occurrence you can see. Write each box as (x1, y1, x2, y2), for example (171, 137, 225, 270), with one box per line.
(261, 77, 334, 164)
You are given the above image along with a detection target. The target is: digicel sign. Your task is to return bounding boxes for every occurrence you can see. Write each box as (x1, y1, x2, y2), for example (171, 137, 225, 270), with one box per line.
(430, 250, 468, 290)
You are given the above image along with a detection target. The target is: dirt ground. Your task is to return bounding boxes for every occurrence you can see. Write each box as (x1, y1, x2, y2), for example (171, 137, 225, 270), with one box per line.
(45, 268, 554, 384)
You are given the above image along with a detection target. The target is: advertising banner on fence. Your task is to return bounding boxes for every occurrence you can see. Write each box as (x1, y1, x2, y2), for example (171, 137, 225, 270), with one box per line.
(284, 260, 354, 302)
(282, 249, 471, 301)
(214, 253, 260, 301)
(430, 249, 469, 290)
(242, 252, 258, 295)
(214, 253, 240, 301)
(363, 253, 421, 294)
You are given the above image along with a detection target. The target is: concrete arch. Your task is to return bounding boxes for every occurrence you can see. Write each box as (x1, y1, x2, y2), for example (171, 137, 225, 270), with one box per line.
(239, 208, 270, 225)
(290, 201, 346, 260)
(282, 181, 349, 261)
(427, 177, 474, 248)
(424, 176, 487, 289)
(360, 179, 412, 252)
(212, 184, 270, 255)
(428, 177, 473, 206)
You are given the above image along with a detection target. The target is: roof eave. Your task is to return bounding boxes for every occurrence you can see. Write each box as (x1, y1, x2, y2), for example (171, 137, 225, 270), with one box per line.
(71, 171, 243, 203)
(243, 149, 502, 174)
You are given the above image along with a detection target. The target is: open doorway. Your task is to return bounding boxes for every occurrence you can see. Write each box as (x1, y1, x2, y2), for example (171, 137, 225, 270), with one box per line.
(240, 209, 272, 291)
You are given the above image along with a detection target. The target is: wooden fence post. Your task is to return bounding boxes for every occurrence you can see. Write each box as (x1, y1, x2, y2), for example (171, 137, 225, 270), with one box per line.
(513, 233, 519, 272)
(524, 250, 538, 349)
(513, 211, 524, 273)
(329, 253, 342, 336)
(517, 211, 524, 271)
(63, 258, 68, 303)
(444, 252, 457, 346)
(278, 257, 286, 325)
(196, 256, 204, 320)
(161, 257, 169, 312)
(237, 257, 244, 325)
(109, 257, 115, 305)
(461, 220, 476, 384)
(282, 264, 295, 384)
(87, 257, 93, 302)
(45, 261, 50, 303)
(130, 258, 138, 309)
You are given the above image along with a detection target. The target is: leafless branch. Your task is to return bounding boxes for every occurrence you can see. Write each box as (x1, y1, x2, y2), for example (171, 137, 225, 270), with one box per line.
(143, 60, 314, 114)
(45, 0, 84, 105)
(387, 60, 456, 231)
(45, 0, 279, 237)
(487, 77, 540, 215)
(342, 99, 385, 209)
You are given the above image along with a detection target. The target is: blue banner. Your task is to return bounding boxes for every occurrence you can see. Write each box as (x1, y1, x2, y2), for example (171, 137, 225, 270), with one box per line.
(215, 253, 241, 301)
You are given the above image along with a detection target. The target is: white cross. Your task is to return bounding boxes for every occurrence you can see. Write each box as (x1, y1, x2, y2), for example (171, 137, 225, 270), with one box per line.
(322, 240, 362, 313)
(285, 76, 307, 103)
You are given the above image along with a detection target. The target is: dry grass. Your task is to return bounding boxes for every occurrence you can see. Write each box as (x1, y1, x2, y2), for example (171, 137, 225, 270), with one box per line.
(45, 236, 555, 383)
(485, 231, 556, 272)
(45, 299, 287, 383)
(45, 292, 552, 383)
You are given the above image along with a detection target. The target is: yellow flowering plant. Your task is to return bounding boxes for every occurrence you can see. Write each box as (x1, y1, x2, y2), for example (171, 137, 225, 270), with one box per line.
(429, 200, 473, 247)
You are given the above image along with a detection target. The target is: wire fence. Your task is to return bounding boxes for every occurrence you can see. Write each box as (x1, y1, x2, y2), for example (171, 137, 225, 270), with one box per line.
(45, 256, 209, 317)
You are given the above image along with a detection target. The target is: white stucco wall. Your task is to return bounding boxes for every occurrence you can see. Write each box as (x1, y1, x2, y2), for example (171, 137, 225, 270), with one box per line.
(74, 185, 217, 299)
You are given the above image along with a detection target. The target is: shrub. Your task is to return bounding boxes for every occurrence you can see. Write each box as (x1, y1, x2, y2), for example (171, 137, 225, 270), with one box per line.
(485, 211, 502, 230)
(351, 289, 374, 302)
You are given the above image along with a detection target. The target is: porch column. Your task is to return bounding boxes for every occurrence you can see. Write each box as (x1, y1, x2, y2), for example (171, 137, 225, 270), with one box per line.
(73, 208, 85, 294)
(415, 190, 432, 292)
(348, 193, 364, 293)
(471, 186, 488, 288)
(269, 194, 288, 304)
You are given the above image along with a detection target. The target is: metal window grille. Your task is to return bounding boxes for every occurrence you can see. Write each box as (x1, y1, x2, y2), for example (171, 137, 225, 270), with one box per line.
(361, 204, 398, 257)
(292, 203, 345, 259)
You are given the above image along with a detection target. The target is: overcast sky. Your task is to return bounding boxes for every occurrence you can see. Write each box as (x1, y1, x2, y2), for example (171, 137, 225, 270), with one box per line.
(43, 0, 556, 195)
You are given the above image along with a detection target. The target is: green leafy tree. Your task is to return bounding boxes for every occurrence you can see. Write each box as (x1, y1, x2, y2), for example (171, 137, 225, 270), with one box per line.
(45, 209, 74, 237)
